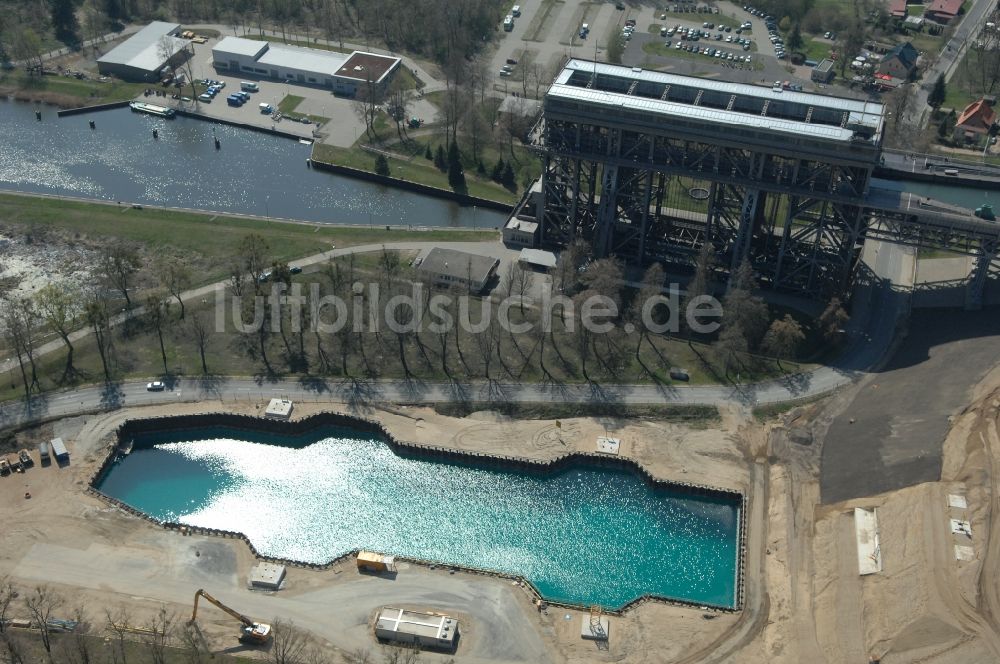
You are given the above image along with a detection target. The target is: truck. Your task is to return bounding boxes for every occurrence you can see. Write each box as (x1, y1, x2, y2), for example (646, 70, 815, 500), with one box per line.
(503, 15, 514, 31)
(240, 81, 259, 92)
(190, 589, 271, 645)
(39, 441, 50, 466)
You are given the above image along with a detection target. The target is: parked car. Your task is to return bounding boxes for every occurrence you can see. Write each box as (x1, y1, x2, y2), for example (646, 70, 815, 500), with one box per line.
(147, 381, 165, 391)
(506, 58, 518, 65)
(198, 92, 213, 102)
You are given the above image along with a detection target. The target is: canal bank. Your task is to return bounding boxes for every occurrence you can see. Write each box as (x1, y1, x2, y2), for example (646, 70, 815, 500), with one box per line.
(0, 99, 508, 229)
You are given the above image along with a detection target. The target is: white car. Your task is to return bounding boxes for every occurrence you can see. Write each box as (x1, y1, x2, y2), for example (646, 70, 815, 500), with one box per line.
(146, 381, 165, 391)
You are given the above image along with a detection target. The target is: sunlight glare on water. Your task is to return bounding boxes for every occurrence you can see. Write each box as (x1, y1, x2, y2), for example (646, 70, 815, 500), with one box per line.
(98, 427, 740, 608)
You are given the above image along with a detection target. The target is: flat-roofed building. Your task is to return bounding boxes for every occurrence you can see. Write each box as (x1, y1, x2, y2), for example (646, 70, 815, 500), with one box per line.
(374, 607, 458, 651)
(416, 248, 500, 293)
(811, 58, 835, 84)
(212, 38, 400, 97)
(98, 22, 191, 82)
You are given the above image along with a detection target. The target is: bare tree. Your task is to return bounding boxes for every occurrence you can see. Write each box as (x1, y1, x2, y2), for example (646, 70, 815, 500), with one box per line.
(818, 297, 850, 345)
(86, 291, 115, 383)
(160, 261, 192, 319)
(145, 292, 172, 374)
(100, 242, 142, 308)
(504, 260, 535, 314)
(105, 605, 131, 664)
(34, 283, 80, 381)
(1, 295, 41, 397)
(239, 233, 272, 295)
(269, 619, 309, 664)
(141, 606, 176, 664)
(0, 577, 15, 634)
(62, 605, 94, 664)
(188, 310, 211, 374)
(24, 585, 63, 658)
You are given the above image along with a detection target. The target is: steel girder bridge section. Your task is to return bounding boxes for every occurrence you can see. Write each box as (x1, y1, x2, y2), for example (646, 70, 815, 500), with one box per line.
(538, 118, 874, 301)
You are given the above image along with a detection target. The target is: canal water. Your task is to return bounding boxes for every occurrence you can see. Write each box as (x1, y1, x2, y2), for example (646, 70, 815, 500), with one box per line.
(97, 425, 741, 609)
(0, 100, 506, 228)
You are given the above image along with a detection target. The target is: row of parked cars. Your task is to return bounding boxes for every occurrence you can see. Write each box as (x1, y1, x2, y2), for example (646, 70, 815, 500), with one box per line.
(671, 41, 754, 64)
(197, 80, 262, 107)
(665, 25, 754, 52)
(743, 5, 788, 59)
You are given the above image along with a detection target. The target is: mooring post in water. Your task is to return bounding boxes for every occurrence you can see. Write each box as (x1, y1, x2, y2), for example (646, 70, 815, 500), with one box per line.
(35, 110, 41, 121)
(214, 137, 221, 150)
(89, 120, 95, 129)
(153, 129, 158, 139)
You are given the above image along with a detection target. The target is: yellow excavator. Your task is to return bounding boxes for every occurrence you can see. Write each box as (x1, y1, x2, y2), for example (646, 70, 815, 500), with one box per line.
(190, 589, 272, 645)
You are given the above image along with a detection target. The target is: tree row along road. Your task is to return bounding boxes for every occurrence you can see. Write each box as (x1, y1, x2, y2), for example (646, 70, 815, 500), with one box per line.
(0, 237, 912, 430)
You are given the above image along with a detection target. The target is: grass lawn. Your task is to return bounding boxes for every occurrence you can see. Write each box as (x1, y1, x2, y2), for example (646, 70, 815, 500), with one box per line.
(0, 70, 148, 107)
(801, 38, 832, 62)
(312, 141, 527, 205)
(277, 94, 304, 113)
(0, 193, 494, 287)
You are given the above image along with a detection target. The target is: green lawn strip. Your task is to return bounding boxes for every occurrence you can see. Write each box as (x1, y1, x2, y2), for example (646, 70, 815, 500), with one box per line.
(0, 193, 494, 285)
(278, 94, 304, 113)
(312, 143, 522, 206)
(0, 70, 149, 106)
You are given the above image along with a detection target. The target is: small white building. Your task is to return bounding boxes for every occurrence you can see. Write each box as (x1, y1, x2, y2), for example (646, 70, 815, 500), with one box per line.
(517, 248, 557, 271)
(375, 607, 458, 651)
(503, 218, 539, 246)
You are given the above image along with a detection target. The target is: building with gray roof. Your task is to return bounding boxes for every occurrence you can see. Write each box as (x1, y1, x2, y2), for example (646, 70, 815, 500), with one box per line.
(97, 22, 190, 82)
(212, 37, 400, 97)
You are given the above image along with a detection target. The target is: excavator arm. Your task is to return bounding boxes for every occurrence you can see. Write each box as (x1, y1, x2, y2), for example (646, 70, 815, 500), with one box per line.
(190, 589, 271, 644)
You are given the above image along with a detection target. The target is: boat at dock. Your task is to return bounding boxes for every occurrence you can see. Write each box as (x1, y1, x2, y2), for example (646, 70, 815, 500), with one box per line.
(129, 101, 175, 118)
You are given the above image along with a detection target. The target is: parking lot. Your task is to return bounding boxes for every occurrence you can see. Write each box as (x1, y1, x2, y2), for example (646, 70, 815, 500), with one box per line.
(152, 36, 369, 145)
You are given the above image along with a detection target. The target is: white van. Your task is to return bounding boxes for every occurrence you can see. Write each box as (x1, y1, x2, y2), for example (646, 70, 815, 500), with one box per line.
(512, 4, 521, 16)
(240, 81, 259, 92)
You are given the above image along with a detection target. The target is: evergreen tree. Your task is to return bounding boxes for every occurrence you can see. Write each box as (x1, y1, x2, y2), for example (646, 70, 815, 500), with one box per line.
(424, 144, 433, 160)
(477, 159, 486, 176)
(788, 23, 803, 51)
(434, 145, 447, 171)
(501, 162, 516, 189)
(491, 157, 505, 182)
(374, 153, 391, 176)
(50, 0, 81, 46)
(928, 74, 946, 109)
(447, 142, 465, 190)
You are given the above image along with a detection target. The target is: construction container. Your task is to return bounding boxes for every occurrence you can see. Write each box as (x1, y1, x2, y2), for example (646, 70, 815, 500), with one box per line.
(50, 437, 69, 464)
(375, 607, 458, 651)
(357, 551, 396, 574)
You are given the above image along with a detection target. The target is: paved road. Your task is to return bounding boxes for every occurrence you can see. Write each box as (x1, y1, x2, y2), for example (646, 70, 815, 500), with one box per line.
(820, 305, 1000, 504)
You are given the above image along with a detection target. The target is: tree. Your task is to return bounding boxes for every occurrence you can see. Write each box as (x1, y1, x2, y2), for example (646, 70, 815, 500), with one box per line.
(35, 284, 79, 380)
(140, 606, 176, 664)
(24, 585, 62, 657)
(144, 292, 171, 374)
(580, 258, 624, 310)
(501, 162, 516, 189)
(632, 262, 666, 363)
(160, 261, 192, 319)
(269, 619, 309, 664)
(50, 0, 81, 46)
(713, 322, 747, 376)
(447, 141, 465, 191)
(424, 144, 433, 160)
(788, 23, 803, 51)
(0, 577, 15, 634)
(86, 292, 115, 383)
(100, 242, 142, 308)
(1, 296, 41, 397)
(374, 153, 391, 176)
(491, 157, 505, 182)
(239, 233, 271, 295)
(928, 73, 946, 109)
(761, 314, 805, 365)
(722, 260, 769, 350)
(189, 310, 211, 374)
(682, 242, 715, 335)
(505, 261, 535, 314)
(818, 297, 850, 345)
(105, 606, 131, 664)
(434, 145, 447, 171)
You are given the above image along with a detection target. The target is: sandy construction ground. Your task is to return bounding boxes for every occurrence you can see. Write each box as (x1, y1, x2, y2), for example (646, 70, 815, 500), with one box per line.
(4, 354, 1000, 663)
(0, 401, 755, 663)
